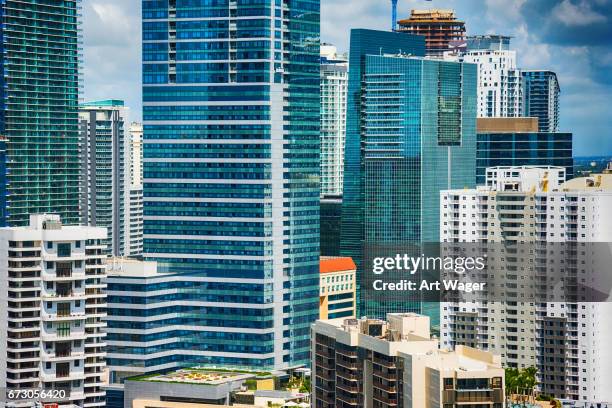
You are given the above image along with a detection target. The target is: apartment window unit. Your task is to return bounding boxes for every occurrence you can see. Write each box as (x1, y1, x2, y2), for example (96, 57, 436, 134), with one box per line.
(57, 243, 71, 257)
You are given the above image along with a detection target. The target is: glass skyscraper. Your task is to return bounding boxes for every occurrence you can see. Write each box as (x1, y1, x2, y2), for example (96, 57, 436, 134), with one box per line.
(341, 29, 477, 320)
(522, 70, 560, 132)
(0, 137, 6, 227)
(0, 0, 81, 226)
(476, 132, 573, 185)
(134, 0, 320, 371)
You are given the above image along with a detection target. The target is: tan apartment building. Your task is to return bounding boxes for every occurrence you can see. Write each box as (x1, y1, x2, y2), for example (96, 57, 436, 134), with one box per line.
(311, 313, 505, 408)
(319, 257, 356, 320)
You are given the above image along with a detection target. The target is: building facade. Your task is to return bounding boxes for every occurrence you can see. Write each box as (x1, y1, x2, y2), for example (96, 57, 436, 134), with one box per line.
(79, 100, 130, 257)
(522, 70, 560, 132)
(340, 29, 476, 319)
(319, 257, 356, 320)
(457, 35, 523, 118)
(0, 137, 7, 227)
(1, 1, 81, 226)
(320, 195, 342, 257)
(397, 9, 466, 57)
(141, 0, 320, 370)
(476, 117, 573, 184)
(0, 214, 108, 407)
(440, 166, 612, 402)
(127, 123, 144, 257)
(320, 45, 348, 197)
(312, 313, 505, 408)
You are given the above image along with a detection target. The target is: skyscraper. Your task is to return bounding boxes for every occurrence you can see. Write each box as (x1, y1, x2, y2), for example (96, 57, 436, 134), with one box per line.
(127, 123, 144, 257)
(141, 0, 320, 370)
(0, 214, 108, 407)
(454, 35, 523, 118)
(522, 70, 560, 132)
(397, 9, 466, 57)
(0, 137, 7, 227)
(1, 0, 81, 226)
(320, 44, 347, 197)
(440, 166, 612, 402)
(341, 29, 476, 319)
(79, 100, 130, 257)
(476, 117, 573, 184)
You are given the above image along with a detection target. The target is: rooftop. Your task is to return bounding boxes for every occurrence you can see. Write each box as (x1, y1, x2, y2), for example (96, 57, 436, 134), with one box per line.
(320, 257, 356, 274)
(127, 368, 271, 386)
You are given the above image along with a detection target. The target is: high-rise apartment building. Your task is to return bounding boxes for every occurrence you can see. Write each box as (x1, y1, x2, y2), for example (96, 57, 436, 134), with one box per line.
(341, 29, 476, 319)
(440, 166, 612, 402)
(320, 45, 348, 197)
(320, 195, 342, 257)
(397, 9, 466, 57)
(0, 137, 7, 227)
(522, 70, 560, 132)
(127, 123, 144, 257)
(476, 117, 573, 184)
(0, 214, 108, 407)
(312, 313, 505, 408)
(451, 35, 523, 118)
(141, 0, 320, 370)
(1, 1, 81, 226)
(79, 100, 130, 257)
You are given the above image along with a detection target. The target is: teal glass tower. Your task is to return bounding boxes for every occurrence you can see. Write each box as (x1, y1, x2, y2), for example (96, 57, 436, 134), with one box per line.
(1, 0, 81, 226)
(136, 0, 320, 371)
(341, 29, 477, 320)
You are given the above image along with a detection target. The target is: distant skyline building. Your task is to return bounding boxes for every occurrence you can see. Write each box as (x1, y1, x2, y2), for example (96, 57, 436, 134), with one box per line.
(522, 70, 560, 132)
(320, 195, 342, 257)
(452, 35, 523, 118)
(320, 44, 348, 197)
(476, 117, 573, 184)
(397, 9, 466, 57)
(79, 100, 130, 257)
(141, 0, 320, 370)
(127, 123, 143, 257)
(341, 29, 476, 320)
(1, 1, 81, 226)
(0, 214, 108, 407)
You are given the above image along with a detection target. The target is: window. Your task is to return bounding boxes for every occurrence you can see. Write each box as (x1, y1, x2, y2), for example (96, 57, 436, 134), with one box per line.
(75, 241, 81, 248)
(443, 377, 454, 390)
(47, 242, 53, 250)
(57, 243, 71, 258)
(57, 322, 71, 337)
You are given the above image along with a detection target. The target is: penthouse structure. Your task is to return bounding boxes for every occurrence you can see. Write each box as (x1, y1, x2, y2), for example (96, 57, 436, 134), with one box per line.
(0, 214, 108, 407)
(312, 313, 505, 408)
(397, 9, 466, 57)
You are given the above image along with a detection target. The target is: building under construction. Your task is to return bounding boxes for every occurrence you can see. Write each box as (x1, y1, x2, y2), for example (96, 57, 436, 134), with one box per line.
(397, 9, 466, 57)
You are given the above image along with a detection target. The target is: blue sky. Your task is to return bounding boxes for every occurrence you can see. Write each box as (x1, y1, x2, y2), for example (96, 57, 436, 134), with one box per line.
(82, 0, 612, 156)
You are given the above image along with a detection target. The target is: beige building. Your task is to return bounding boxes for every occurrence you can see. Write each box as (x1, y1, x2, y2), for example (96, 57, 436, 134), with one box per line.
(311, 313, 505, 408)
(319, 257, 356, 320)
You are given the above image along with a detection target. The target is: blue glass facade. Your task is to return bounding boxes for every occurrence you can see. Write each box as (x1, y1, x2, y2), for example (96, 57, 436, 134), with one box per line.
(0, 0, 81, 226)
(127, 0, 319, 372)
(0, 138, 6, 227)
(340, 29, 476, 320)
(476, 132, 573, 185)
(522, 70, 560, 133)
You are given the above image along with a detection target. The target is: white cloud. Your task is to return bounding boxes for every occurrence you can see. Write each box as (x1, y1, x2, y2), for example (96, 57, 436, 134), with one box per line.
(552, 0, 607, 26)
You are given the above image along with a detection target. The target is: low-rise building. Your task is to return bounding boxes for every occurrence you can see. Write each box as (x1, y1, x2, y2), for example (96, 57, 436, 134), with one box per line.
(319, 257, 356, 320)
(311, 313, 505, 408)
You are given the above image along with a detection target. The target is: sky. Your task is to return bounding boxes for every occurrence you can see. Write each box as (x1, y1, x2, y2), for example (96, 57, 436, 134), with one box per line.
(82, 0, 612, 156)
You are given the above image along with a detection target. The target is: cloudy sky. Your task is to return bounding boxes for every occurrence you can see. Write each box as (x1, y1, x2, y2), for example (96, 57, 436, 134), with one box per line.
(83, 0, 612, 156)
